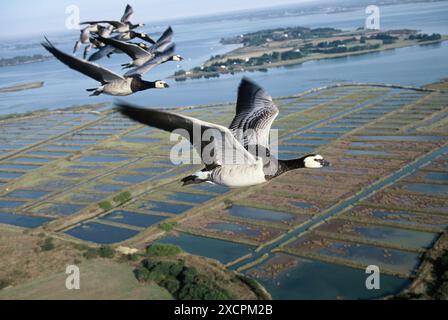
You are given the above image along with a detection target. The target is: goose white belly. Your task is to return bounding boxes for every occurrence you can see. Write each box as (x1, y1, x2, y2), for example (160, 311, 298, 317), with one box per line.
(103, 79, 133, 96)
(210, 160, 266, 187)
(133, 56, 151, 67)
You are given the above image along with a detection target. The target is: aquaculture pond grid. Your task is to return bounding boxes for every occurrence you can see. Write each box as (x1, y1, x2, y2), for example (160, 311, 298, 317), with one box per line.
(0, 85, 447, 299)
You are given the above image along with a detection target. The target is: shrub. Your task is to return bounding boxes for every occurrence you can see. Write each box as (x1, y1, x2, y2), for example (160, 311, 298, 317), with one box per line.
(127, 253, 140, 261)
(160, 278, 180, 294)
(99, 201, 112, 211)
(113, 191, 131, 204)
(134, 267, 151, 282)
(83, 248, 99, 259)
(0, 279, 12, 290)
(159, 221, 177, 232)
(145, 243, 182, 257)
(168, 263, 184, 277)
(73, 243, 90, 251)
(180, 266, 198, 283)
(98, 246, 115, 258)
(40, 238, 55, 251)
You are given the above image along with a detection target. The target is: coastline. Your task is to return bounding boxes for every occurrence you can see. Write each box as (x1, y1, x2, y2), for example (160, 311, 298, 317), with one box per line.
(173, 36, 448, 81)
(0, 81, 44, 93)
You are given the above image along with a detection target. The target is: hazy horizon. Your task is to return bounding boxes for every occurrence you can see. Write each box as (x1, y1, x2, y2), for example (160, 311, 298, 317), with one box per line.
(0, 0, 318, 40)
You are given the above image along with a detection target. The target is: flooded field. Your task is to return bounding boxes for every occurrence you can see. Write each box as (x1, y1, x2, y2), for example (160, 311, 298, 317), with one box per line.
(0, 84, 447, 299)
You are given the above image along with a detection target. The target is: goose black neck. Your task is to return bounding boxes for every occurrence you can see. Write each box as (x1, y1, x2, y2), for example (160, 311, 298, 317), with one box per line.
(264, 155, 308, 180)
(131, 78, 155, 92)
(278, 155, 307, 172)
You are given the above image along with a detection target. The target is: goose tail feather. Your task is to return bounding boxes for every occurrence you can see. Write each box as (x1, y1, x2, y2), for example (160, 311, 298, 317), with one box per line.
(181, 171, 210, 186)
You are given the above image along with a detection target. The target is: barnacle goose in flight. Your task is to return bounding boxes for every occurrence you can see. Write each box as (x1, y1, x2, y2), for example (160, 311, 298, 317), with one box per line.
(41, 37, 169, 96)
(116, 78, 330, 187)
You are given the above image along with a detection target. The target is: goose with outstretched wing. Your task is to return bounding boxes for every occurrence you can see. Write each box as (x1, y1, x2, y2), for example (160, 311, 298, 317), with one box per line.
(124, 43, 183, 77)
(42, 37, 169, 96)
(116, 78, 330, 188)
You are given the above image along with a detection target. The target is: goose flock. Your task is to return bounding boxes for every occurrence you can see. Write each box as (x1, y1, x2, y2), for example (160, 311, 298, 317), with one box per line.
(42, 4, 330, 188)
(42, 4, 179, 96)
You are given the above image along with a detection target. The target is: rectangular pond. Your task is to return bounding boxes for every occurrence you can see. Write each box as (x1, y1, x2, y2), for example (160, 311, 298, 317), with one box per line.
(100, 210, 167, 228)
(0, 199, 27, 208)
(299, 133, 343, 139)
(0, 171, 25, 179)
(314, 127, 354, 133)
(44, 145, 83, 151)
(0, 212, 52, 228)
(156, 232, 254, 264)
(356, 135, 445, 142)
(206, 222, 261, 237)
(404, 183, 448, 195)
(92, 183, 127, 193)
(121, 137, 160, 143)
(113, 174, 151, 184)
(345, 150, 390, 156)
(37, 203, 86, 217)
(65, 221, 139, 244)
(316, 241, 421, 275)
(0, 164, 40, 171)
(12, 157, 53, 163)
(27, 150, 71, 157)
(189, 183, 230, 194)
(79, 155, 130, 163)
(246, 253, 410, 300)
(284, 139, 331, 146)
(166, 192, 214, 204)
(136, 200, 193, 215)
(227, 205, 295, 222)
(69, 192, 108, 203)
(3, 189, 50, 200)
(423, 172, 448, 182)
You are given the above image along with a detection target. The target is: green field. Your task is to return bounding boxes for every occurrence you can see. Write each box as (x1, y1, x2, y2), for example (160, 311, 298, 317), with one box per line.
(0, 259, 172, 300)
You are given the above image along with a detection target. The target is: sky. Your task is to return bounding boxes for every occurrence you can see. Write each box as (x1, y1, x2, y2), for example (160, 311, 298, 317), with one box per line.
(0, 0, 315, 39)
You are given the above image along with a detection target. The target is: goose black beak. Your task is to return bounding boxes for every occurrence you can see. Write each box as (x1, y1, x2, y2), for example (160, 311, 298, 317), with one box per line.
(163, 83, 170, 88)
(319, 159, 331, 167)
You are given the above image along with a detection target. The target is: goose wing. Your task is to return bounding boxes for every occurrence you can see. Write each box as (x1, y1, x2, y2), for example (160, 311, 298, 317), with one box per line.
(96, 35, 148, 59)
(41, 37, 124, 84)
(229, 77, 279, 150)
(88, 45, 116, 61)
(116, 103, 257, 166)
(121, 4, 134, 23)
(81, 20, 125, 28)
(134, 32, 156, 44)
(148, 39, 172, 54)
(156, 26, 173, 44)
(124, 43, 175, 77)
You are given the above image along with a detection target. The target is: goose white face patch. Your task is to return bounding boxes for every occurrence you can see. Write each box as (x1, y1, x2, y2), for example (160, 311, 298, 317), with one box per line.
(304, 154, 325, 168)
(155, 81, 169, 89)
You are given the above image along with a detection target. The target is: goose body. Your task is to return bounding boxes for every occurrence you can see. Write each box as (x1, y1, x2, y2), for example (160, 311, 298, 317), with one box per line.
(208, 159, 266, 187)
(116, 78, 330, 188)
(100, 77, 134, 96)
